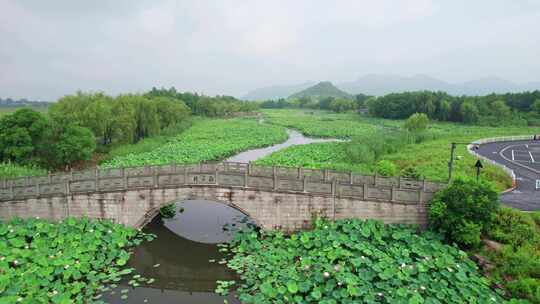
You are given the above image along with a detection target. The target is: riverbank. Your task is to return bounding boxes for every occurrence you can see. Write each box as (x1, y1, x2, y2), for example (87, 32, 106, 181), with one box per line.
(258, 109, 538, 190)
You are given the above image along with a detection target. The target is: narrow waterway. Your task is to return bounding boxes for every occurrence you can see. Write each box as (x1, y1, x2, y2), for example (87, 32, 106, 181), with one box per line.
(105, 129, 341, 304)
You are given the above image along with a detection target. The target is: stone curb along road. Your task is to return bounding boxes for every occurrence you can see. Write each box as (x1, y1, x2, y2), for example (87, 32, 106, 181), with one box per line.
(469, 136, 540, 211)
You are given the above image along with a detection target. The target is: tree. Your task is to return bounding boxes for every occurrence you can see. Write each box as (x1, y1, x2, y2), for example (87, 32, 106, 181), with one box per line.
(460, 101, 480, 124)
(52, 125, 96, 169)
(0, 109, 51, 164)
(491, 100, 511, 120)
(429, 177, 499, 248)
(329, 98, 356, 112)
(532, 99, 540, 114)
(403, 113, 429, 133)
(153, 97, 191, 129)
(437, 99, 451, 121)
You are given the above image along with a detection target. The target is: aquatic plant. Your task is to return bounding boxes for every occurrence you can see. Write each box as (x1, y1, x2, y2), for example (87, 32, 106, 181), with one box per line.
(0, 217, 154, 303)
(218, 218, 505, 303)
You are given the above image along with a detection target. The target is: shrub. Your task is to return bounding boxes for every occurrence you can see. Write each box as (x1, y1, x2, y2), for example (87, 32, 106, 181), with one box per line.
(404, 113, 429, 133)
(401, 166, 421, 179)
(506, 278, 540, 303)
(375, 160, 397, 177)
(488, 207, 540, 248)
(429, 177, 499, 248)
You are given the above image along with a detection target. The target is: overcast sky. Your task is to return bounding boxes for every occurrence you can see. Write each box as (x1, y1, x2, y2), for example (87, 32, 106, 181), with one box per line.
(1, 0, 540, 100)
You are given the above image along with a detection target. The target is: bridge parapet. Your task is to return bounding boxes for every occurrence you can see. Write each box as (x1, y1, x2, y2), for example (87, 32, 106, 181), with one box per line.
(0, 162, 445, 204)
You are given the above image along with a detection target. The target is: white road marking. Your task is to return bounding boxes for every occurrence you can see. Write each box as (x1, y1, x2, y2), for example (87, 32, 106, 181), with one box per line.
(529, 151, 536, 163)
(512, 149, 515, 161)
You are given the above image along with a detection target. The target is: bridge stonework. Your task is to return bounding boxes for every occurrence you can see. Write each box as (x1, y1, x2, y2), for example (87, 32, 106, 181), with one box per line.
(0, 162, 445, 231)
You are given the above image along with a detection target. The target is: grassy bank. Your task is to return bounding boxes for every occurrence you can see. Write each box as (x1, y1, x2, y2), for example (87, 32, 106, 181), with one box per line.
(101, 118, 287, 168)
(259, 109, 538, 190)
(0, 163, 47, 179)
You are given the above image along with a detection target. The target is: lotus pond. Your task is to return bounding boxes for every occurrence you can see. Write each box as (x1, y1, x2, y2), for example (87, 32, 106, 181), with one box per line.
(217, 218, 506, 303)
(0, 217, 154, 303)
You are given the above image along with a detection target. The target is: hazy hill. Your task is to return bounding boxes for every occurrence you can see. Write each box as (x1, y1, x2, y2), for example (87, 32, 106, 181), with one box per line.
(289, 81, 352, 99)
(242, 82, 315, 100)
(339, 74, 540, 96)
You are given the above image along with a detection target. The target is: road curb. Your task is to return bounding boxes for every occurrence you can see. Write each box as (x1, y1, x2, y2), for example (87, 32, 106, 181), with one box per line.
(467, 135, 534, 194)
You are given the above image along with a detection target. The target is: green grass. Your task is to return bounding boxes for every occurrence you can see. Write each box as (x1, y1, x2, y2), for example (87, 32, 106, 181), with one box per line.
(101, 118, 288, 168)
(0, 163, 47, 179)
(259, 109, 539, 190)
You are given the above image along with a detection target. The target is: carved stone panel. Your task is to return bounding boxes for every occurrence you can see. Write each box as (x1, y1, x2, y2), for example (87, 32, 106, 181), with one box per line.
(305, 181, 332, 194)
(158, 174, 185, 186)
(277, 179, 303, 191)
(38, 183, 66, 195)
(218, 173, 244, 186)
(187, 174, 216, 184)
(337, 184, 364, 197)
(247, 176, 273, 189)
(98, 178, 124, 190)
(70, 181, 97, 193)
(127, 176, 154, 188)
(367, 187, 392, 200)
(394, 190, 420, 202)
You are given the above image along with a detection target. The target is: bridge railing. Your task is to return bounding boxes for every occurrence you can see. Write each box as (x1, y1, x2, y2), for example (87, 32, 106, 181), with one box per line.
(471, 135, 535, 145)
(0, 162, 446, 204)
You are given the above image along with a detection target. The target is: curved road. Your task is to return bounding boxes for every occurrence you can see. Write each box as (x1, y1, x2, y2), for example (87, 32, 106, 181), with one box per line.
(475, 140, 540, 210)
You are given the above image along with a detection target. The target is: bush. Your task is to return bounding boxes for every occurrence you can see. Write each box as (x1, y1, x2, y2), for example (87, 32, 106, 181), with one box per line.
(429, 177, 499, 248)
(488, 207, 540, 248)
(506, 278, 540, 303)
(159, 203, 176, 218)
(401, 166, 421, 179)
(376, 160, 397, 177)
(404, 113, 429, 133)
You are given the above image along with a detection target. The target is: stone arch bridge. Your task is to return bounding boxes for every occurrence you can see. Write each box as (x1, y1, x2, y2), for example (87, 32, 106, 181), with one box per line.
(0, 162, 445, 231)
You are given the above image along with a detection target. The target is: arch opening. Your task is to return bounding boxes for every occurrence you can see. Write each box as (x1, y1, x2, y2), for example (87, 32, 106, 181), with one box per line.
(139, 197, 260, 244)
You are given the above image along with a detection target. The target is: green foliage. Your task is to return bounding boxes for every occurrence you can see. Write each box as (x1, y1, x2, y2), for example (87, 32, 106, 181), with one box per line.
(159, 203, 176, 219)
(483, 208, 540, 303)
(366, 90, 540, 125)
(429, 177, 499, 248)
(0, 162, 46, 179)
(217, 218, 504, 303)
(404, 113, 429, 133)
(375, 160, 397, 177)
(0, 108, 51, 165)
(261, 109, 535, 189)
(101, 119, 287, 168)
(329, 98, 356, 113)
(461, 101, 480, 124)
(0, 217, 154, 303)
(50, 125, 96, 169)
(401, 166, 421, 179)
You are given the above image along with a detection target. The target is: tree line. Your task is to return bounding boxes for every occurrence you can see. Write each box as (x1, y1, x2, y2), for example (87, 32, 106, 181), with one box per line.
(366, 90, 540, 125)
(0, 88, 259, 171)
(260, 94, 371, 113)
(260, 90, 540, 125)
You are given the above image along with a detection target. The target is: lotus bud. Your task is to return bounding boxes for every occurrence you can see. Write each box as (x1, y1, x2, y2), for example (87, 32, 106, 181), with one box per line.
(377, 292, 383, 297)
(323, 272, 330, 278)
(420, 286, 426, 291)
(333, 265, 340, 272)
(304, 265, 310, 271)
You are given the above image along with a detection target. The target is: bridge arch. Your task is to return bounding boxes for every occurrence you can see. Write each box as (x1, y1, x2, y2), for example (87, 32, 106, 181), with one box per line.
(135, 194, 262, 230)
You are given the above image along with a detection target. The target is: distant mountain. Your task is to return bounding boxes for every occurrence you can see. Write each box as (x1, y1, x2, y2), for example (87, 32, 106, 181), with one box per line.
(0, 98, 50, 107)
(289, 81, 352, 99)
(242, 82, 315, 101)
(339, 74, 540, 96)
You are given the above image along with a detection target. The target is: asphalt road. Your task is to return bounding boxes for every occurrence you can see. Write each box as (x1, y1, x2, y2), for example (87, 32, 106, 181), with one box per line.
(475, 140, 540, 211)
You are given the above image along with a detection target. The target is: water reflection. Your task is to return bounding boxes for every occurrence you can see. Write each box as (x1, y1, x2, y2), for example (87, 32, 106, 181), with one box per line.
(104, 200, 252, 304)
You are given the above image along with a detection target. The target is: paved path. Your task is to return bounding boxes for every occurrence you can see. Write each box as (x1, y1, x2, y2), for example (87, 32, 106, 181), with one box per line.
(475, 140, 540, 210)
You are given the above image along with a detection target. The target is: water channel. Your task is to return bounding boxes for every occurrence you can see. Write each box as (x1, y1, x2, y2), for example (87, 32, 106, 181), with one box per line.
(105, 129, 341, 304)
